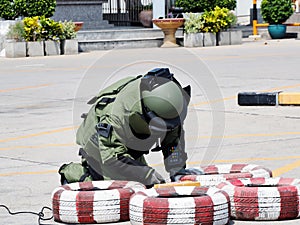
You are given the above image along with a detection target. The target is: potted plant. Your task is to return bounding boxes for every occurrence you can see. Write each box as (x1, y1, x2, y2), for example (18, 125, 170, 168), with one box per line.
(201, 6, 239, 46)
(60, 20, 78, 55)
(184, 6, 240, 47)
(40, 16, 63, 56)
(261, 0, 294, 39)
(5, 21, 26, 57)
(183, 13, 204, 47)
(23, 16, 44, 56)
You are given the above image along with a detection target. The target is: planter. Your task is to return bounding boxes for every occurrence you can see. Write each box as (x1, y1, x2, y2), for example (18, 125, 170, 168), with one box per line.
(203, 32, 216, 47)
(268, 24, 287, 39)
(184, 33, 204, 47)
(74, 22, 84, 31)
(217, 31, 230, 46)
(152, 18, 185, 48)
(44, 40, 61, 56)
(61, 39, 78, 55)
(5, 40, 26, 58)
(218, 30, 242, 46)
(0, 20, 17, 52)
(139, 10, 153, 28)
(184, 30, 242, 48)
(26, 41, 44, 57)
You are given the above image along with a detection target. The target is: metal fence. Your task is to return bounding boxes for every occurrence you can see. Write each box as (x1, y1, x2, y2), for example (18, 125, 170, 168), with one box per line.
(102, 0, 156, 26)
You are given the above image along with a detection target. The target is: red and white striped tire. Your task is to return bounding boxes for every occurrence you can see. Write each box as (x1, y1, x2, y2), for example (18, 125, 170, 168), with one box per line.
(217, 177, 300, 220)
(52, 180, 145, 224)
(180, 164, 272, 186)
(130, 186, 231, 225)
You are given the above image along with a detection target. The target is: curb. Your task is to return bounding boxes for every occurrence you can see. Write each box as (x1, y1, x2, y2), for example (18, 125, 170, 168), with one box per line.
(278, 92, 300, 105)
(238, 92, 300, 106)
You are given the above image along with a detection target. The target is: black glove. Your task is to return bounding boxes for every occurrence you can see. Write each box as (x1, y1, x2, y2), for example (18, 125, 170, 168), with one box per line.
(170, 168, 204, 182)
(146, 170, 165, 188)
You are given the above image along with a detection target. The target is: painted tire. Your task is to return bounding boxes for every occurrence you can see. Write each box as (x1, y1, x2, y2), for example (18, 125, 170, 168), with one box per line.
(52, 180, 145, 224)
(180, 164, 272, 186)
(217, 177, 300, 220)
(130, 186, 230, 225)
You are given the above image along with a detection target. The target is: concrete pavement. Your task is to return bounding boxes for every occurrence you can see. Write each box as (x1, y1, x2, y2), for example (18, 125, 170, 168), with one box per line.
(1, 38, 300, 224)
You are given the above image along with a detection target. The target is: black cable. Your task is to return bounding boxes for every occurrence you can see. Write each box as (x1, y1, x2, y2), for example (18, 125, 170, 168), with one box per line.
(0, 204, 53, 225)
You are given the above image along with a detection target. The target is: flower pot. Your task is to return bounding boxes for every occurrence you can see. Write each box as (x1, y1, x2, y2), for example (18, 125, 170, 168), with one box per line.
(152, 18, 185, 47)
(268, 24, 287, 39)
(74, 22, 84, 32)
(26, 41, 44, 57)
(139, 10, 153, 28)
(5, 40, 26, 58)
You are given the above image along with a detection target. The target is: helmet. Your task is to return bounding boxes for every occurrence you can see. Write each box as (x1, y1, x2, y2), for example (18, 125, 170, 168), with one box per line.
(142, 81, 184, 119)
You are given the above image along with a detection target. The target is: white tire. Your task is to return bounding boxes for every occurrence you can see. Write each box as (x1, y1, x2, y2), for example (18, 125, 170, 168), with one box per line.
(130, 186, 230, 225)
(217, 177, 300, 220)
(52, 180, 145, 223)
(180, 164, 272, 186)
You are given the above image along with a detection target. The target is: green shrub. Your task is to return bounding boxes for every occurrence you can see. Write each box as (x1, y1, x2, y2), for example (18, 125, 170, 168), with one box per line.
(0, 0, 56, 19)
(201, 7, 235, 33)
(184, 7, 236, 34)
(61, 21, 77, 40)
(15, 0, 56, 17)
(23, 16, 68, 42)
(40, 16, 63, 41)
(261, 0, 294, 24)
(184, 13, 203, 34)
(0, 0, 16, 20)
(176, 0, 236, 13)
(6, 21, 25, 41)
(23, 16, 42, 41)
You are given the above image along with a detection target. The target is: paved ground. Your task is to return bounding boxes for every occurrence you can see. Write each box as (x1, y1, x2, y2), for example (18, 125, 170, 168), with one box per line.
(1, 38, 300, 225)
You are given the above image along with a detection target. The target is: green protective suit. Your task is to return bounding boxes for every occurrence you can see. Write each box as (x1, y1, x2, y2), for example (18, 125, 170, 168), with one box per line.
(76, 75, 188, 186)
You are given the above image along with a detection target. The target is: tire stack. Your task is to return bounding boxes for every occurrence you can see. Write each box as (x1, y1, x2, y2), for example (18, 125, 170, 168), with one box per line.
(217, 177, 300, 221)
(51, 164, 300, 223)
(179, 163, 273, 186)
(52, 180, 145, 224)
(129, 186, 231, 225)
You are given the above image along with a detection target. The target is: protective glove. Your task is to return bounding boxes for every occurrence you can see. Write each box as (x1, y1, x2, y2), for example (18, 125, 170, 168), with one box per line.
(146, 170, 165, 188)
(170, 168, 204, 182)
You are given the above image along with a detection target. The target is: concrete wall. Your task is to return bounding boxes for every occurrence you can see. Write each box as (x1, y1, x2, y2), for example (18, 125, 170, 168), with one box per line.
(52, 0, 113, 29)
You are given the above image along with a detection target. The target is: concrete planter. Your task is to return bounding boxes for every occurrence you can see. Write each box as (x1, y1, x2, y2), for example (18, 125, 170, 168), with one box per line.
(0, 20, 17, 52)
(217, 31, 230, 46)
(184, 30, 242, 48)
(184, 33, 203, 47)
(44, 40, 61, 56)
(5, 40, 26, 58)
(203, 32, 217, 47)
(217, 30, 243, 46)
(61, 39, 78, 55)
(26, 41, 44, 57)
(227, 30, 242, 45)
